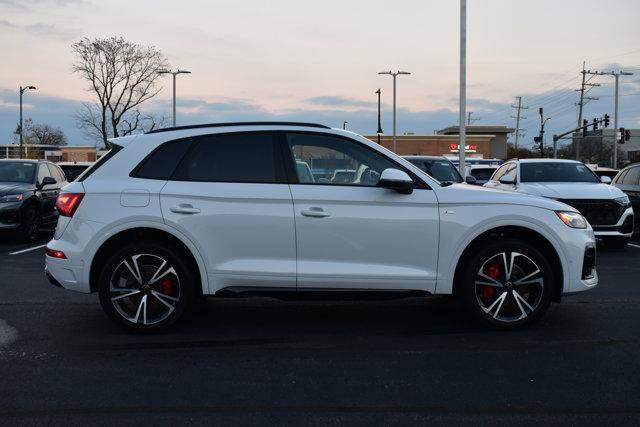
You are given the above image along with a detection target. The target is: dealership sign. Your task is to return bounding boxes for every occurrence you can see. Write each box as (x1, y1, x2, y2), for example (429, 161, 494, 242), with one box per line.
(450, 144, 477, 153)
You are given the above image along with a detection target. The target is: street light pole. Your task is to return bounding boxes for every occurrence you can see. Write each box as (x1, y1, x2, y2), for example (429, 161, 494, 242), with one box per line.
(458, 0, 467, 177)
(158, 69, 191, 127)
(376, 88, 383, 145)
(19, 85, 36, 159)
(378, 70, 411, 153)
(342, 121, 348, 130)
(538, 107, 551, 158)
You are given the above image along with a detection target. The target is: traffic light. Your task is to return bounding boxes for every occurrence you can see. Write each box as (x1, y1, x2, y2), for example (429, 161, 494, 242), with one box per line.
(583, 119, 588, 128)
(593, 118, 598, 131)
(625, 129, 631, 141)
(604, 114, 610, 128)
(618, 127, 625, 144)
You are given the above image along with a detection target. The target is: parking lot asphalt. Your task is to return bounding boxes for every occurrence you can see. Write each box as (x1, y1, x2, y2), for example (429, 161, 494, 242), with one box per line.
(0, 232, 639, 425)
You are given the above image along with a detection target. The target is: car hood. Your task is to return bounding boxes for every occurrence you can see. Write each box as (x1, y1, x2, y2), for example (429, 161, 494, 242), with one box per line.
(436, 183, 573, 211)
(518, 182, 625, 199)
(0, 182, 34, 197)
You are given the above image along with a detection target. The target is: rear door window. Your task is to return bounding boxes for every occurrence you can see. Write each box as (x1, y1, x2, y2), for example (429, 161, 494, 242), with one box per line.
(134, 139, 193, 180)
(623, 167, 640, 186)
(173, 132, 283, 183)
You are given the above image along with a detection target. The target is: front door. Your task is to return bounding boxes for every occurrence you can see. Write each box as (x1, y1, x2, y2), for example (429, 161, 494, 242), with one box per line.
(284, 132, 439, 292)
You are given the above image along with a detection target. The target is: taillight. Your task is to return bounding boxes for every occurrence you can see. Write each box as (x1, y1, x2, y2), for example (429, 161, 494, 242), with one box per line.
(46, 248, 67, 259)
(55, 193, 84, 217)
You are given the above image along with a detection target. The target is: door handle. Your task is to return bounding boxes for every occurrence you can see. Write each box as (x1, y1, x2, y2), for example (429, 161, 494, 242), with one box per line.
(301, 208, 331, 218)
(170, 204, 201, 215)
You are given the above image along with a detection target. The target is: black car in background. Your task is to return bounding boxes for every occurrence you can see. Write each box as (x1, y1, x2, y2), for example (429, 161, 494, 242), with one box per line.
(0, 160, 68, 241)
(612, 163, 640, 234)
(403, 155, 476, 184)
(57, 161, 93, 182)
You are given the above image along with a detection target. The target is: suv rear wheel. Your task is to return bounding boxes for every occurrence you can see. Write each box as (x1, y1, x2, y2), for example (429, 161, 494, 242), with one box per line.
(97, 241, 196, 332)
(459, 239, 554, 329)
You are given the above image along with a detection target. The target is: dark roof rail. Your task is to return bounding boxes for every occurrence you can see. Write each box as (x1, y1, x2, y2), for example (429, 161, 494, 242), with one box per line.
(146, 121, 331, 134)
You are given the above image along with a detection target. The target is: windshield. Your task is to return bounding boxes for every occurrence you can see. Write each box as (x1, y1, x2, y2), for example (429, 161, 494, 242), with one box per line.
(521, 162, 600, 183)
(408, 159, 463, 183)
(60, 165, 90, 182)
(0, 162, 36, 183)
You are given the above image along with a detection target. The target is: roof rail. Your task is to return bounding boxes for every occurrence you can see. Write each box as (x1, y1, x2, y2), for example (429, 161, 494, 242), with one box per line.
(146, 121, 331, 134)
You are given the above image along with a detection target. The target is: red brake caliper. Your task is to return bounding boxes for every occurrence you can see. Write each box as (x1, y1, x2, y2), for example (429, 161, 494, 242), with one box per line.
(159, 277, 173, 295)
(482, 262, 501, 301)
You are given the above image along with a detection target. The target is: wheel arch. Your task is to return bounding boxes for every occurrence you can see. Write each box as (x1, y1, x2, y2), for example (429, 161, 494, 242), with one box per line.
(87, 224, 208, 295)
(450, 224, 566, 302)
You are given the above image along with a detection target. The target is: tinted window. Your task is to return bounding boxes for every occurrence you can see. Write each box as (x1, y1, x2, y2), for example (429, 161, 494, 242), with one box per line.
(174, 132, 279, 183)
(614, 169, 628, 184)
(0, 162, 36, 183)
(287, 133, 397, 186)
(408, 159, 462, 183)
(135, 139, 192, 179)
(520, 162, 599, 183)
(622, 167, 640, 186)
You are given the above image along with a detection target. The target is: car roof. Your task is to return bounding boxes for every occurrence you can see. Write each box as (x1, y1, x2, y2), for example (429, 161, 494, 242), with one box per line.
(468, 164, 498, 169)
(57, 161, 94, 166)
(402, 155, 448, 160)
(145, 121, 330, 134)
(0, 159, 40, 163)
(516, 158, 582, 164)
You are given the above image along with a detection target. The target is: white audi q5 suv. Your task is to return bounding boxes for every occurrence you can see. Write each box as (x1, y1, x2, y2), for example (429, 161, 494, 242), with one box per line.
(45, 122, 598, 332)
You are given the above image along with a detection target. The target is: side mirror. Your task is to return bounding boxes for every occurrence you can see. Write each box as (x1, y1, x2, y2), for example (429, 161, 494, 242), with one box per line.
(378, 168, 413, 194)
(499, 177, 516, 185)
(465, 175, 477, 185)
(38, 176, 56, 189)
(601, 176, 612, 184)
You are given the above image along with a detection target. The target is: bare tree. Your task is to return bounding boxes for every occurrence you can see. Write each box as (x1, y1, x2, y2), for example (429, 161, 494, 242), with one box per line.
(119, 109, 169, 136)
(30, 123, 68, 146)
(72, 36, 168, 148)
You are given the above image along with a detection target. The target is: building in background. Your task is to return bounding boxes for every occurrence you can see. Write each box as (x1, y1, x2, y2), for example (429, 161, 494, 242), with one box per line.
(436, 125, 515, 159)
(0, 145, 106, 162)
(364, 134, 494, 158)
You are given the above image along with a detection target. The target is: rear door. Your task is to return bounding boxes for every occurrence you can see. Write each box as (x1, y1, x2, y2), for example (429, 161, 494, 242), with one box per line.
(160, 132, 297, 293)
(284, 132, 439, 292)
(37, 163, 58, 222)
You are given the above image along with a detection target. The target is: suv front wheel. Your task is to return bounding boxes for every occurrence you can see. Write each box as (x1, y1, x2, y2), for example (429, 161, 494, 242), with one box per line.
(459, 239, 555, 329)
(97, 241, 196, 332)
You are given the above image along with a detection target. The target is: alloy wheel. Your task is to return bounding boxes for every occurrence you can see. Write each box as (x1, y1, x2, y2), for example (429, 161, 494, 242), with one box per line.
(108, 254, 181, 326)
(475, 251, 544, 323)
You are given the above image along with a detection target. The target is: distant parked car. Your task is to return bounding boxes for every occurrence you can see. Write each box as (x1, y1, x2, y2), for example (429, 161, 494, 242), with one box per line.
(612, 163, 640, 234)
(403, 155, 476, 184)
(330, 169, 356, 183)
(587, 165, 619, 184)
(0, 159, 68, 241)
(57, 161, 94, 182)
(484, 159, 634, 249)
(466, 164, 498, 186)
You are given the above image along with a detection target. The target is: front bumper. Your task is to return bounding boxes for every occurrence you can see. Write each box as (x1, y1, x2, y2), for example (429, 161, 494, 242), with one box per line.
(0, 202, 22, 230)
(591, 208, 634, 238)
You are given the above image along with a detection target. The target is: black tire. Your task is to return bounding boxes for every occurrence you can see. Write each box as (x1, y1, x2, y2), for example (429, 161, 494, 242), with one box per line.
(602, 237, 628, 250)
(97, 241, 196, 332)
(20, 204, 41, 243)
(458, 239, 555, 330)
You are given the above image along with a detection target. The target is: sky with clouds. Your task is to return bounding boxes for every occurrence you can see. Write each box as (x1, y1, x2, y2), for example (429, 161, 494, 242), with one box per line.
(1, 0, 640, 148)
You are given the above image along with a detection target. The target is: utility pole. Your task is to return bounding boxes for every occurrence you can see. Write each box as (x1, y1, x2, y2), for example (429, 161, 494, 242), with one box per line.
(378, 70, 411, 153)
(467, 111, 480, 125)
(575, 62, 600, 160)
(458, 0, 467, 177)
(584, 70, 634, 168)
(537, 107, 551, 157)
(511, 96, 528, 151)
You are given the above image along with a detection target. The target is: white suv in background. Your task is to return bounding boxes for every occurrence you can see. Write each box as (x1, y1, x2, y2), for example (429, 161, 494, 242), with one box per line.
(46, 122, 598, 332)
(484, 159, 634, 248)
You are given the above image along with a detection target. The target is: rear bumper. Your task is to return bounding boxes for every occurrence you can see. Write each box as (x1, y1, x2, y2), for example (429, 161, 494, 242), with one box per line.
(44, 253, 89, 293)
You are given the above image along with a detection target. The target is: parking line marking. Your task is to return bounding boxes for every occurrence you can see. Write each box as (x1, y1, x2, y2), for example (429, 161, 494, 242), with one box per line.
(9, 244, 46, 256)
(628, 243, 640, 249)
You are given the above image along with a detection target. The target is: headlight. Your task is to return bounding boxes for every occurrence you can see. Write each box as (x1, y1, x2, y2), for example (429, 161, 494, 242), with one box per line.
(615, 196, 631, 207)
(556, 211, 588, 229)
(0, 193, 24, 203)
